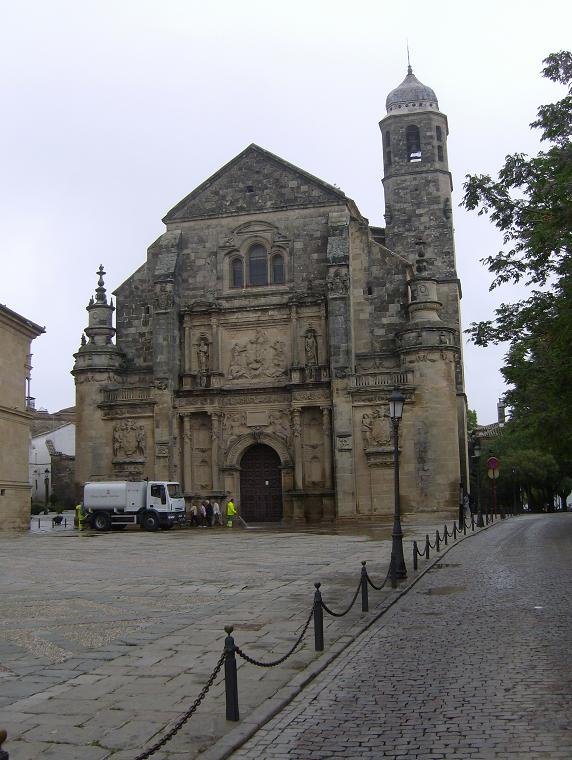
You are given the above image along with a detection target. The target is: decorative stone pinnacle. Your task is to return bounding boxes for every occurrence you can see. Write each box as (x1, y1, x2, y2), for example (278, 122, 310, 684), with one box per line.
(95, 264, 107, 304)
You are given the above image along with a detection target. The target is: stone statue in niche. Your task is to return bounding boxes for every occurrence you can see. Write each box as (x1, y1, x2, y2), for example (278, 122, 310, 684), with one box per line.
(361, 410, 391, 450)
(197, 336, 210, 387)
(304, 329, 319, 366)
(112, 420, 146, 459)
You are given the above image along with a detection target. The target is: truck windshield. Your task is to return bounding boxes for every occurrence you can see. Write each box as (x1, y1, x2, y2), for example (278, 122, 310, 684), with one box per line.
(167, 483, 183, 499)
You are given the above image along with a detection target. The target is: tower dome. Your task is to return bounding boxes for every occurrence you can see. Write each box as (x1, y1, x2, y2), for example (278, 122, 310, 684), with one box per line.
(386, 66, 439, 113)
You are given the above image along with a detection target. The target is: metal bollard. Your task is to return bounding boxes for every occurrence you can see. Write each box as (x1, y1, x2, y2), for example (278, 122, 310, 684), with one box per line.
(471, 514, 475, 531)
(463, 519, 467, 536)
(313, 583, 324, 651)
(224, 626, 239, 722)
(443, 525, 448, 545)
(425, 534, 430, 560)
(361, 561, 369, 612)
(453, 523, 457, 540)
(435, 530, 440, 552)
(413, 541, 418, 571)
(0, 728, 9, 760)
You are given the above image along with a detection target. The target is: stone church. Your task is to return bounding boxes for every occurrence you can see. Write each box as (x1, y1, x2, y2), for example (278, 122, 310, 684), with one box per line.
(73, 66, 469, 522)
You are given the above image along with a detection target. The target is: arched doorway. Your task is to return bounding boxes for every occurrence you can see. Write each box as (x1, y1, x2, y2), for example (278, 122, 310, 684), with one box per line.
(240, 444, 283, 522)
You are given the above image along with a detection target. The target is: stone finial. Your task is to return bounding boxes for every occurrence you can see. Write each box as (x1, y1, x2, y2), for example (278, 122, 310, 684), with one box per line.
(95, 265, 107, 304)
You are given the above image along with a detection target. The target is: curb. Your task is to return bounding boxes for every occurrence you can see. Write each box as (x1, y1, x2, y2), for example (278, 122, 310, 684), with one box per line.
(199, 517, 506, 759)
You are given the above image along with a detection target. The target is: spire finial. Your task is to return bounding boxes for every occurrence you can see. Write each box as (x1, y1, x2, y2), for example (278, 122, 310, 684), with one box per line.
(95, 264, 108, 304)
(407, 41, 412, 75)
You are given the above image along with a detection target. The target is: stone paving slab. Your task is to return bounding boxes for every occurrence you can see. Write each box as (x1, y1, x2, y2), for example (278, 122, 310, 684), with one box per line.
(1, 514, 465, 759)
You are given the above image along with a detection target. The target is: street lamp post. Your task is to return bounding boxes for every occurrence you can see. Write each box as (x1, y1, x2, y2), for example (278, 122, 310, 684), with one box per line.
(389, 388, 407, 587)
(44, 468, 50, 514)
(472, 438, 483, 527)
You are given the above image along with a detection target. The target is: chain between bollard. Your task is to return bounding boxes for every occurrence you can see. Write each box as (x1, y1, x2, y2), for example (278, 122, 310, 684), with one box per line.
(320, 577, 362, 618)
(365, 566, 391, 591)
(134, 651, 226, 759)
(234, 606, 314, 668)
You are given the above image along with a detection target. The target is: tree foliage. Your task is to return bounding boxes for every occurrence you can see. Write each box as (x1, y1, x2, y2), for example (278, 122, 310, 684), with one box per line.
(462, 51, 572, 478)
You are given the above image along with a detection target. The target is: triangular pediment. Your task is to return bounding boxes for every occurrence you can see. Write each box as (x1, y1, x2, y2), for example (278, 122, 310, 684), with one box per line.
(163, 144, 347, 223)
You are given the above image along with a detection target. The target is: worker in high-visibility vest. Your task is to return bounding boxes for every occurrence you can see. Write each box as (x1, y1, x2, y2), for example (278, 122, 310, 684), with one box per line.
(75, 503, 86, 530)
(226, 497, 237, 528)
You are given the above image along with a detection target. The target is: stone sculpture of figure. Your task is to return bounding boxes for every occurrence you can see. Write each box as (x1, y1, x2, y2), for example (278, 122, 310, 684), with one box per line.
(135, 426, 146, 457)
(361, 412, 373, 450)
(269, 339, 286, 377)
(112, 425, 122, 457)
(197, 337, 210, 374)
(228, 342, 248, 379)
(304, 330, 318, 366)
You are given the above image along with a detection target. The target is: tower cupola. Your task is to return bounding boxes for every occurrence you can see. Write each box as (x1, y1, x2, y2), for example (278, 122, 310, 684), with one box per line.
(386, 66, 439, 113)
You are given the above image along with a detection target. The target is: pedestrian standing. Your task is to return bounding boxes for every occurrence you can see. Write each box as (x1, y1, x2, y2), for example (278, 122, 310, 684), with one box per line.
(226, 497, 237, 528)
(189, 503, 198, 527)
(199, 501, 207, 526)
(213, 500, 222, 526)
(205, 499, 214, 527)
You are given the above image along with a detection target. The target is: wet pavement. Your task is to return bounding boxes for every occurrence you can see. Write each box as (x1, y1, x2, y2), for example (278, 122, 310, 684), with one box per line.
(0, 512, 455, 759)
(232, 514, 572, 759)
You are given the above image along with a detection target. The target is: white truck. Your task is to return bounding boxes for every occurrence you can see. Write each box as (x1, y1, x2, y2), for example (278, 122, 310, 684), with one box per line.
(83, 481, 186, 531)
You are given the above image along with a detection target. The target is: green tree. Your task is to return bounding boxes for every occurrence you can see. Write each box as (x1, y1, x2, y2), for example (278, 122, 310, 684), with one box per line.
(467, 408, 478, 430)
(462, 51, 572, 484)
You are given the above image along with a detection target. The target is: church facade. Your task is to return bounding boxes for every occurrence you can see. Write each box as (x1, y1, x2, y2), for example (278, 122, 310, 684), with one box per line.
(73, 68, 469, 521)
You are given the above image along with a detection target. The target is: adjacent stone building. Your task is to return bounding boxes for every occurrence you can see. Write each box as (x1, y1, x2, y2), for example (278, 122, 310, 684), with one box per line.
(73, 67, 469, 521)
(0, 304, 44, 530)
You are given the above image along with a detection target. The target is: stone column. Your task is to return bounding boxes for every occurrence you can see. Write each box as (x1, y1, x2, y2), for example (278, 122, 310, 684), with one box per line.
(211, 314, 220, 373)
(182, 414, 193, 494)
(183, 318, 192, 374)
(292, 409, 303, 489)
(322, 407, 332, 488)
(290, 304, 299, 365)
(210, 410, 221, 490)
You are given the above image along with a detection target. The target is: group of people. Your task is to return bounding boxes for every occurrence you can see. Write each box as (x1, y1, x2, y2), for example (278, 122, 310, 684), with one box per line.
(188, 497, 237, 528)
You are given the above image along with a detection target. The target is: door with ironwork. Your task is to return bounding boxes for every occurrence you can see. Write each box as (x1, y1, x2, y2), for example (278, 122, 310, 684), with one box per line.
(240, 444, 283, 522)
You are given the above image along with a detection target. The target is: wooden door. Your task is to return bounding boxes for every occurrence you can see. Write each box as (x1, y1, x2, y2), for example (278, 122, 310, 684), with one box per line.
(240, 444, 283, 522)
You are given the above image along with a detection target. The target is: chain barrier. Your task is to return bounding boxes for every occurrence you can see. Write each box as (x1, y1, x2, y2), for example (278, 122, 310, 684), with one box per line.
(133, 651, 225, 760)
(320, 577, 362, 617)
(365, 567, 390, 591)
(234, 605, 314, 668)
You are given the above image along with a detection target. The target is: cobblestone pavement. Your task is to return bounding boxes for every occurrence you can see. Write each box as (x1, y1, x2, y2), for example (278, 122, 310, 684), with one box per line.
(0, 513, 453, 759)
(233, 514, 572, 759)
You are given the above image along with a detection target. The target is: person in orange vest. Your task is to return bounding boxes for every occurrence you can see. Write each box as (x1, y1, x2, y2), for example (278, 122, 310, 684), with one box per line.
(226, 497, 237, 528)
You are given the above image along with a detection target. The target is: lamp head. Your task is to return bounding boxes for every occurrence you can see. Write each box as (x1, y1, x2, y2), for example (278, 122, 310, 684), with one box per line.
(389, 388, 405, 421)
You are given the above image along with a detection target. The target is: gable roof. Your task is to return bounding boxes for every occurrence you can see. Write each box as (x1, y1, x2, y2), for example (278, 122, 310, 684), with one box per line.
(163, 144, 348, 223)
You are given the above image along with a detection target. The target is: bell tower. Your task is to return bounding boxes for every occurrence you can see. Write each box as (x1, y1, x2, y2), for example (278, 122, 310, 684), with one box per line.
(73, 266, 124, 489)
(380, 65, 469, 496)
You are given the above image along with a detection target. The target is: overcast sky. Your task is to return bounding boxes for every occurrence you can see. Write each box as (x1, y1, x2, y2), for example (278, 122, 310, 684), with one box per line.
(1, 0, 570, 424)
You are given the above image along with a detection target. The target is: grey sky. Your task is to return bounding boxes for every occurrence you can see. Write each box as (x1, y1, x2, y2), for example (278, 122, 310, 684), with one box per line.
(1, 0, 570, 424)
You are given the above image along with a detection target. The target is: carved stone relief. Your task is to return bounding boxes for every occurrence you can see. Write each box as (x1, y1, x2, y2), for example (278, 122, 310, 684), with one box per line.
(154, 285, 174, 310)
(361, 409, 392, 450)
(269, 410, 291, 443)
(112, 420, 146, 460)
(227, 329, 287, 380)
(327, 269, 349, 296)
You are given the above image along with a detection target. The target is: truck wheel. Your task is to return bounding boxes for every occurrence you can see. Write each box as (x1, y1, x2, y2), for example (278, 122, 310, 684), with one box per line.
(142, 512, 159, 531)
(93, 513, 111, 531)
